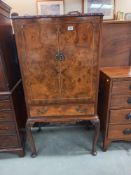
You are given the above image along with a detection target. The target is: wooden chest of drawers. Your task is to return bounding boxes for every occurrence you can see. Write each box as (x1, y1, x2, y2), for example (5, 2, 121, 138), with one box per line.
(98, 66, 131, 151)
(0, 1, 27, 157)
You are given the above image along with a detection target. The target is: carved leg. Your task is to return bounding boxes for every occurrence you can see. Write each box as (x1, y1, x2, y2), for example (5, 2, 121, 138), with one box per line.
(103, 139, 111, 152)
(91, 117, 100, 156)
(26, 122, 37, 157)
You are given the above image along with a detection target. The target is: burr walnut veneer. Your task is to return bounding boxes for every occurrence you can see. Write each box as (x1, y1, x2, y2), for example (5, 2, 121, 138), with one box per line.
(13, 14, 103, 157)
(0, 1, 27, 157)
(98, 67, 131, 151)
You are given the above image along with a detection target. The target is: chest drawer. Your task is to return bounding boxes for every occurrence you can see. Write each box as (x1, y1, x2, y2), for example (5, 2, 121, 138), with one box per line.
(30, 104, 95, 118)
(0, 100, 12, 111)
(110, 109, 131, 124)
(112, 80, 131, 95)
(0, 135, 19, 149)
(110, 95, 131, 109)
(0, 123, 16, 134)
(0, 111, 14, 121)
(108, 124, 131, 140)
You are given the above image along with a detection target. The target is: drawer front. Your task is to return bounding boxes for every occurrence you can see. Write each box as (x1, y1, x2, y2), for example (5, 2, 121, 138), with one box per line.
(111, 95, 131, 109)
(0, 135, 19, 149)
(108, 124, 131, 139)
(0, 111, 14, 121)
(110, 109, 131, 124)
(112, 80, 131, 95)
(0, 123, 16, 134)
(0, 100, 12, 111)
(30, 104, 95, 118)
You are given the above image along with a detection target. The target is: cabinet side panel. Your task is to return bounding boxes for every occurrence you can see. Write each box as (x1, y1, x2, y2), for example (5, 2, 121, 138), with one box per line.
(98, 72, 111, 137)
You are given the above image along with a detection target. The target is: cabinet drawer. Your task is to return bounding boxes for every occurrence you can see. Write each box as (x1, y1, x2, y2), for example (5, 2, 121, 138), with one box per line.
(108, 124, 131, 139)
(112, 81, 131, 95)
(0, 123, 16, 134)
(110, 109, 131, 124)
(30, 104, 95, 118)
(0, 111, 14, 121)
(111, 95, 131, 109)
(0, 135, 19, 149)
(0, 100, 12, 111)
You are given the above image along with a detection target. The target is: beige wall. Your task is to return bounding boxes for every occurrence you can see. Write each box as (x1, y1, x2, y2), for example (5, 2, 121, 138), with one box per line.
(3, 0, 131, 16)
(116, 0, 131, 13)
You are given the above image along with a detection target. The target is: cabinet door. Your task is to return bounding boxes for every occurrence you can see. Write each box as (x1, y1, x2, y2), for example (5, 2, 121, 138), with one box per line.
(18, 22, 60, 104)
(59, 21, 100, 102)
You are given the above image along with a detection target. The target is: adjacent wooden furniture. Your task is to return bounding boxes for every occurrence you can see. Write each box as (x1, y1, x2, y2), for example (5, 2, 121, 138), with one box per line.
(98, 66, 131, 151)
(101, 20, 131, 67)
(13, 14, 103, 157)
(0, 1, 27, 157)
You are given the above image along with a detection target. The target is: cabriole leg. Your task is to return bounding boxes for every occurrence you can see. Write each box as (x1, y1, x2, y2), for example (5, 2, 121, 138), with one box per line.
(91, 117, 100, 156)
(26, 122, 37, 157)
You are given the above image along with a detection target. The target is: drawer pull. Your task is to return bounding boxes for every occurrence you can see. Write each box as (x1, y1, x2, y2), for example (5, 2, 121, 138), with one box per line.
(123, 129, 131, 135)
(75, 106, 88, 113)
(129, 85, 131, 90)
(126, 113, 131, 120)
(37, 107, 48, 115)
(127, 98, 131, 104)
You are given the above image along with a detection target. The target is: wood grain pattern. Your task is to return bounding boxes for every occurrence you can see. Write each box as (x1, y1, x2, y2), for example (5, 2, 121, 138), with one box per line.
(0, 111, 14, 121)
(110, 109, 131, 124)
(0, 122, 16, 134)
(108, 124, 131, 139)
(111, 95, 131, 109)
(0, 135, 19, 149)
(30, 104, 94, 117)
(0, 100, 11, 110)
(101, 22, 131, 67)
(13, 14, 103, 156)
(112, 80, 131, 95)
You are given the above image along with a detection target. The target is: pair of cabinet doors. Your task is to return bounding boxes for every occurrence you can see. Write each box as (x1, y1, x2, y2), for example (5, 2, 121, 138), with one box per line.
(13, 16, 101, 110)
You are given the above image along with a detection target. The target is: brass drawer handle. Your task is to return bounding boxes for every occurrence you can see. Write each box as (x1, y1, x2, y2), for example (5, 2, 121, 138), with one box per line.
(129, 85, 131, 90)
(123, 129, 131, 135)
(126, 113, 131, 120)
(37, 107, 48, 115)
(76, 106, 88, 113)
(127, 98, 131, 104)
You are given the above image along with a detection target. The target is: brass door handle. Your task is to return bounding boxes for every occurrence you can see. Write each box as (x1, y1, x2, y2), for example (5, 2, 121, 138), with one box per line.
(55, 52, 65, 61)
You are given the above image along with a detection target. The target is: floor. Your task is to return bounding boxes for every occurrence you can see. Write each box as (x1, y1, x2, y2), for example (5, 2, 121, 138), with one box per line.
(0, 126, 131, 175)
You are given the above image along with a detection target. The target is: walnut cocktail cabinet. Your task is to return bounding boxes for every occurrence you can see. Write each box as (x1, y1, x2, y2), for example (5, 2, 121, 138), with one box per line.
(13, 14, 103, 157)
(0, 1, 27, 157)
(98, 67, 131, 151)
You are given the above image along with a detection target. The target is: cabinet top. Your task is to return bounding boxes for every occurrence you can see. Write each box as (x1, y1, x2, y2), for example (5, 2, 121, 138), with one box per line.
(101, 67, 131, 79)
(12, 13, 103, 20)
